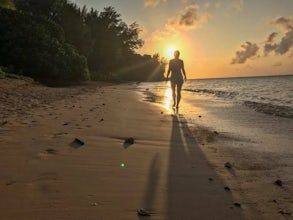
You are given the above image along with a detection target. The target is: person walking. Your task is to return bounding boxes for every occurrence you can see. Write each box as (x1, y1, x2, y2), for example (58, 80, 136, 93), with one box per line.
(166, 50, 187, 108)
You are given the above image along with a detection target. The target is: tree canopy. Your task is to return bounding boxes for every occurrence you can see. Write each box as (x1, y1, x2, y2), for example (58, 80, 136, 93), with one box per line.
(0, 0, 165, 85)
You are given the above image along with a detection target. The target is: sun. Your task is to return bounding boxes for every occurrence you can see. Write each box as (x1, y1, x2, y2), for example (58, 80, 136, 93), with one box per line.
(165, 46, 176, 59)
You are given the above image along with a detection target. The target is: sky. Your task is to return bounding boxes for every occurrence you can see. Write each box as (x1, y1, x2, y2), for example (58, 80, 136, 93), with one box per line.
(73, 0, 293, 79)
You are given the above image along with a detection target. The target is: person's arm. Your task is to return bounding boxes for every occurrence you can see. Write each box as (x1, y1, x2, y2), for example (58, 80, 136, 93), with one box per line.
(182, 60, 187, 81)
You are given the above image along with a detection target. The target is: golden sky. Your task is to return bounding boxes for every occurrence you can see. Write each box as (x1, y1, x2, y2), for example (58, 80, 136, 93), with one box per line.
(75, 0, 293, 79)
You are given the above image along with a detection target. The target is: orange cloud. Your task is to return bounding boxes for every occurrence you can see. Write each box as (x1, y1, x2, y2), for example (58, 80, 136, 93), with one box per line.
(231, 42, 259, 64)
(167, 4, 210, 31)
(265, 15, 293, 55)
(144, 0, 166, 7)
(139, 4, 209, 55)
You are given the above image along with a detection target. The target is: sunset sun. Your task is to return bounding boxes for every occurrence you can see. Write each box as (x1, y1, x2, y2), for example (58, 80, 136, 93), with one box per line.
(165, 46, 176, 59)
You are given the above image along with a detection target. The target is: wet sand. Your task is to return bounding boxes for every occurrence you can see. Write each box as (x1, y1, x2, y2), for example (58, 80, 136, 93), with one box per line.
(0, 79, 243, 219)
(138, 81, 293, 220)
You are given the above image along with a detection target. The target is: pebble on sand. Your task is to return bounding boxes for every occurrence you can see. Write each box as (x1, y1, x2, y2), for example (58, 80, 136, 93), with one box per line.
(70, 138, 85, 148)
(124, 137, 134, 145)
(234, 203, 241, 208)
(137, 209, 151, 216)
(225, 162, 232, 169)
(278, 210, 291, 215)
(275, 179, 283, 187)
(46, 148, 57, 155)
(1, 121, 8, 126)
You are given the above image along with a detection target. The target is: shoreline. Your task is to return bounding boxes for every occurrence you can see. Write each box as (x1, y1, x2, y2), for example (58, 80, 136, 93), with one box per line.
(139, 81, 293, 220)
(0, 79, 243, 219)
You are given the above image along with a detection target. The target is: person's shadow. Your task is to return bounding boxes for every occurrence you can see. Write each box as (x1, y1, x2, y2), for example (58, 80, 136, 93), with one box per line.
(166, 113, 242, 219)
(139, 111, 242, 219)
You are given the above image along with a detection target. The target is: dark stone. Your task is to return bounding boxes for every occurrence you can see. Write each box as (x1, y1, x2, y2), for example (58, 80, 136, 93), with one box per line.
(234, 203, 241, 207)
(6, 180, 16, 186)
(46, 148, 57, 155)
(124, 137, 134, 145)
(279, 210, 291, 215)
(1, 121, 8, 126)
(137, 209, 151, 216)
(70, 138, 85, 148)
(102, 103, 105, 106)
(224, 186, 231, 191)
(208, 178, 213, 181)
(225, 162, 232, 169)
(124, 137, 134, 149)
(214, 131, 219, 135)
(63, 123, 69, 126)
(275, 179, 283, 186)
(198, 115, 202, 118)
(100, 118, 104, 122)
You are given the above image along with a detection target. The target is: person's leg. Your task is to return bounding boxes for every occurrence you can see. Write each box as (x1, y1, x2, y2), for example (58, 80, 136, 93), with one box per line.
(171, 81, 176, 107)
(176, 82, 183, 108)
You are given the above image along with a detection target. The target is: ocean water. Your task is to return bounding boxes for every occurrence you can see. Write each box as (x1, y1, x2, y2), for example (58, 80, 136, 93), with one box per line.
(184, 75, 293, 118)
(137, 75, 293, 214)
(137, 74, 293, 151)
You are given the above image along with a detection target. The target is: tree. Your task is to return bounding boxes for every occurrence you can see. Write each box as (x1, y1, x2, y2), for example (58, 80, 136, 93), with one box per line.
(0, 0, 14, 9)
(14, 0, 65, 19)
(0, 8, 89, 85)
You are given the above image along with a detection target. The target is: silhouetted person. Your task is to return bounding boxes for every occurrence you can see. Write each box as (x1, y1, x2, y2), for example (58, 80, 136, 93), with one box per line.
(167, 50, 187, 108)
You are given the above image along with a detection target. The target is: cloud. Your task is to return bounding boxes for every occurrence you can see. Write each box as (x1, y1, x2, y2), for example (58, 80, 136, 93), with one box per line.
(147, 4, 209, 40)
(264, 15, 293, 56)
(167, 4, 210, 30)
(144, 0, 165, 7)
(265, 32, 278, 43)
(271, 16, 293, 31)
(138, 4, 210, 55)
(231, 41, 259, 64)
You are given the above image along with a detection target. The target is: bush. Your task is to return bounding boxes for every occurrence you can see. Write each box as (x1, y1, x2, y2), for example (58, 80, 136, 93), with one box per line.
(0, 8, 89, 85)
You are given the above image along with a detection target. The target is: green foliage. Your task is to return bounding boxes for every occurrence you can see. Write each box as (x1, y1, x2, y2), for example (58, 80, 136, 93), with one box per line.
(14, 0, 64, 19)
(0, 7, 89, 85)
(56, 5, 144, 77)
(1, 0, 164, 84)
(0, 0, 14, 9)
(0, 66, 33, 80)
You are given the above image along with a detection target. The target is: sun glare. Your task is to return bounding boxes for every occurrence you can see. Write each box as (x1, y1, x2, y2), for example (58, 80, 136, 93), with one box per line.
(165, 46, 176, 59)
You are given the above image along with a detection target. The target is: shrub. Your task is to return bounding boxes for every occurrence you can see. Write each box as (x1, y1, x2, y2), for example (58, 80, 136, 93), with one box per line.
(0, 8, 89, 85)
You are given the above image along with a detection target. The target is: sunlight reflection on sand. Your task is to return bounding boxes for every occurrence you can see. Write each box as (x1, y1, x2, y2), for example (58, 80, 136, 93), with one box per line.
(163, 81, 173, 112)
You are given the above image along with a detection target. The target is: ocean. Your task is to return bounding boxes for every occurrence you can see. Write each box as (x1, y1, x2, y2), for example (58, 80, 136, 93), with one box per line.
(137, 74, 293, 151)
(136, 74, 293, 217)
(184, 75, 293, 118)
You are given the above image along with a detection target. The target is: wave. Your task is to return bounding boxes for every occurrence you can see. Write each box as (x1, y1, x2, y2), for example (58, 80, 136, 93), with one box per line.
(184, 88, 238, 99)
(184, 88, 293, 119)
(244, 101, 293, 119)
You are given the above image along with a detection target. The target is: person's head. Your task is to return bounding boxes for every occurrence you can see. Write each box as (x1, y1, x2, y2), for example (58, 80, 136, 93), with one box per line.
(174, 50, 180, 58)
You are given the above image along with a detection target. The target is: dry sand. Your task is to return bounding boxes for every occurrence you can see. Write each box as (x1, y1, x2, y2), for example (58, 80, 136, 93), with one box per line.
(0, 79, 244, 219)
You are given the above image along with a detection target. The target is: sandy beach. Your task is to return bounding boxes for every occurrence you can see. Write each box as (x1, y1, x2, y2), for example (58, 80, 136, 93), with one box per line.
(0, 78, 246, 220)
(138, 80, 293, 220)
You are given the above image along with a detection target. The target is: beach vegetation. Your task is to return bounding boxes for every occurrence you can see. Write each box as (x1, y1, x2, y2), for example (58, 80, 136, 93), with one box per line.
(0, 0, 165, 85)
